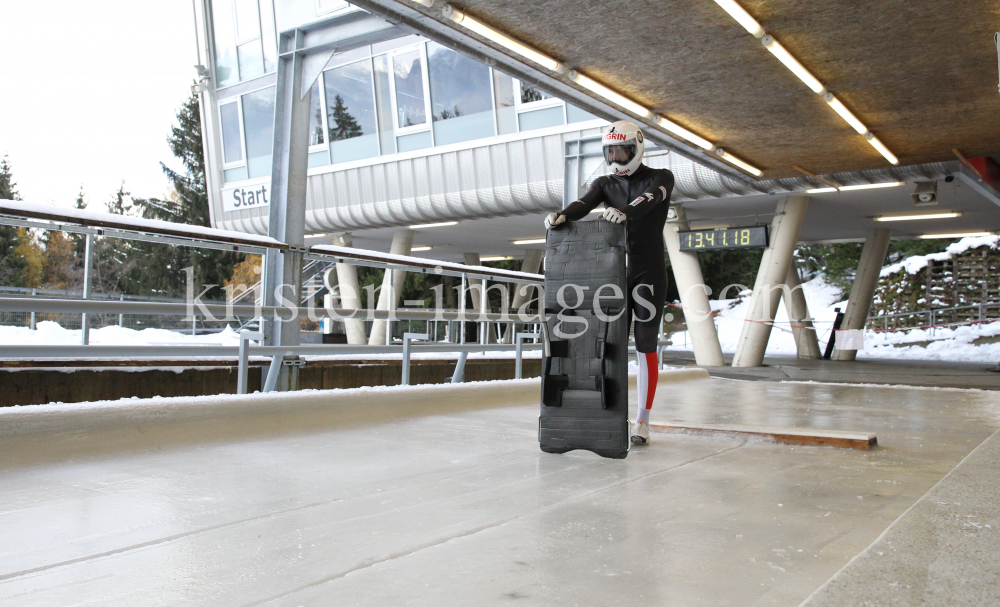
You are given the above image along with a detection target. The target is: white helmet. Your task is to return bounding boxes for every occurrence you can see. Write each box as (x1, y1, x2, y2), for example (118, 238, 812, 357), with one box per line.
(602, 120, 644, 177)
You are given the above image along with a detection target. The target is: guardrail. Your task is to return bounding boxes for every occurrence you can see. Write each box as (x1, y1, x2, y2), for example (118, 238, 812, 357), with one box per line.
(866, 302, 1000, 333)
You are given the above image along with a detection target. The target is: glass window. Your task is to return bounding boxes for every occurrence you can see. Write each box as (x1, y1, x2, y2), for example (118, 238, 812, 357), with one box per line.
(212, 0, 239, 87)
(373, 55, 396, 155)
(309, 81, 325, 146)
(520, 82, 553, 104)
(238, 40, 265, 81)
(566, 103, 598, 124)
(492, 70, 517, 136)
(317, 0, 348, 13)
(392, 49, 426, 128)
(233, 0, 261, 43)
(518, 106, 564, 132)
(324, 60, 379, 163)
(242, 87, 275, 178)
(427, 42, 494, 145)
(220, 102, 243, 163)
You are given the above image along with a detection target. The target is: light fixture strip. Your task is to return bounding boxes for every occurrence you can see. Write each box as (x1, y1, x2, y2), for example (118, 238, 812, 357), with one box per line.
(839, 182, 903, 191)
(712, 0, 764, 37)
(712, 1, 900, 166)
(876, 212, 960, 222)
(714, 149, 763, 177)
(567, 70, 649, 117)
(657, 116, 715, 151)
(920, 232, 993, 239)
(513, 238, 546, 245)
(409, 221, 458, 229)
(441, 5, 563, 73)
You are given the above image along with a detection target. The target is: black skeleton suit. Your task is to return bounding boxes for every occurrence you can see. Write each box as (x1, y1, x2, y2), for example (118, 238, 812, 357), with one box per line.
(557, 163, 674, 353)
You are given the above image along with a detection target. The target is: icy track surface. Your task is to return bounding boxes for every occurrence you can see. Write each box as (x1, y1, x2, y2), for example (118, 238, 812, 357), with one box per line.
(0, 377, 998, 605)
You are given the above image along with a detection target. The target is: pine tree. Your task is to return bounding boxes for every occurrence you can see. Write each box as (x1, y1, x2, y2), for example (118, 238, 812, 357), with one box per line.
(0, 156, 27, 286)
(328, 95, 363, 141)
(13, 228, 44, 288)
(123, 91, 242, 298)
(41, 231, 76, 289)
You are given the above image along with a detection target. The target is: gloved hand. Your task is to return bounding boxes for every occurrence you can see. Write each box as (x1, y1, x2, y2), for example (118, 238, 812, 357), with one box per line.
(544, 212, 566, 229)
(602, 207, 628, 224)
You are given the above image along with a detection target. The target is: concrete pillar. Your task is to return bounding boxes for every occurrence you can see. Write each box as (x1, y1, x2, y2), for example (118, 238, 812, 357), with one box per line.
(503, 248, 544, 343)
(782, 260, 822, 359)
(663, 208, 725, 366)
(732, 196, 810, 368)
(368, 228, 414, 345)
(832, 228, 891, 361)
(463, 252, 498, 344)
(332, 234, 367, 345)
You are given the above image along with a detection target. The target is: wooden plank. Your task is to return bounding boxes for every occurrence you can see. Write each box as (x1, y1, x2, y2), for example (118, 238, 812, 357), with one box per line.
(649, 421, 878, 450)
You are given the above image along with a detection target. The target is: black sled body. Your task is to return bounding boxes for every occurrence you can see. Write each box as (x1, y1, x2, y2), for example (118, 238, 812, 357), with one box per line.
(539, 221, 630, 459)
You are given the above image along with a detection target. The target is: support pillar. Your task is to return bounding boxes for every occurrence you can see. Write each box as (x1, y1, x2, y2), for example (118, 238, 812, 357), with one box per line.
(663, 207, 725, 366)
(262, 29, 313, 391)
(782, 260, 821, 359)
(732, 196, 810, 368)
(369, 228, 414, 345)
(503, 248, 543, 343)
(332, 233, 367, 345)
(832, 228, 891, 361)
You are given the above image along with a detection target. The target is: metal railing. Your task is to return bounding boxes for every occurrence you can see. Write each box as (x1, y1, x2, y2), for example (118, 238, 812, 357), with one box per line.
(866, 302, 1000, 334)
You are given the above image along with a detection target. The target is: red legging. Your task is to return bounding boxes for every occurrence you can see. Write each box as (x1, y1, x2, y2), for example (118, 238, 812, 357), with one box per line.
(636, 352, 658, 424)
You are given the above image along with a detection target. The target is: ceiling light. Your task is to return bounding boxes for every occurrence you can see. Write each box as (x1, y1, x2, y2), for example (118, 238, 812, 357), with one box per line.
(761, 36, 825, 94)
(920, 232, 992, 239)
(864, 133, 899, 165)
(480, 255, 512, 261)
(876, 212, 960, 222)
(823, 93, 867, 135)
(567, 70, 650, 118)
(711, 0, 765, 37)
(441, 5, 563, 73)
(513, 238, 546, 245)
(839, 182, 903, 191)
(805, 187, 838, 194)
(409, 0, 434, 6)
(409, 221, 458, 229)
(410, 246, 432, 251)
(714, 148, 763, 177)
(657, 116, 715, 151)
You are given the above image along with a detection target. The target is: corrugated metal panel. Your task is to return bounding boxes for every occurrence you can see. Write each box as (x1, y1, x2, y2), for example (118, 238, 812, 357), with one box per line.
(214, 128, 594, 234)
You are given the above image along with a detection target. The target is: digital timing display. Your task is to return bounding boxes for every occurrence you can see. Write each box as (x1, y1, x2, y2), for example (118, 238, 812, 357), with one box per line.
(678, 226, 769, 251)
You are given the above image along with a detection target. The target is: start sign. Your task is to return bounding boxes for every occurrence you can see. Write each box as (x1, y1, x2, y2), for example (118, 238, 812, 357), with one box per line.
(222, 183, 270, 213)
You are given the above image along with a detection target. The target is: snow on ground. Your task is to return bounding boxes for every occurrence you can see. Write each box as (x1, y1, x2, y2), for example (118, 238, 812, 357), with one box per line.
(665, 275, 1000, 363)
(0, 321, 242, 347)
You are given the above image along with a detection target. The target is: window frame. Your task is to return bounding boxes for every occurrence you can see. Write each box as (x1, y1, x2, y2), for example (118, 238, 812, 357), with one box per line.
(386, 43, 433, 138)
(232, 0, 263, 46)
(219, 99, 248, 172)
(308, 79, 329, 153)
(321, 56, 383, 162)
(513, 79, 563, 113)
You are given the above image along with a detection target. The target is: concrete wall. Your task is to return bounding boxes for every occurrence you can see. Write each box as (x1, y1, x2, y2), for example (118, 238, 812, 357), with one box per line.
(0, 360, 543, 408)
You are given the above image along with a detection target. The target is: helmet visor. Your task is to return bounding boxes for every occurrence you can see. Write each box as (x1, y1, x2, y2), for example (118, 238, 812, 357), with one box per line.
(604, 143, 636, 166)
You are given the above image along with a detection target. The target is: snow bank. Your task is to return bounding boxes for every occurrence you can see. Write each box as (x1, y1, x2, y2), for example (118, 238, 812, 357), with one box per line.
(880, 235, 1000, 277)
(0, 321, 242, 347)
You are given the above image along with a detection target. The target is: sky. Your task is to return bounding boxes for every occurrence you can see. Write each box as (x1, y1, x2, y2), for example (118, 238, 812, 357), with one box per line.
(0, 1, 198, 210)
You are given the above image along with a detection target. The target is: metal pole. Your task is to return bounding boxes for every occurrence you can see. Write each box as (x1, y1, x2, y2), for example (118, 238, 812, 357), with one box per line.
(515, 332, 539, 379)
(30, 288, 36, 330)
(118, 294, 125, 327)
(238, 330, 262, 395)
(81, 233, 93, 345)
(401, 332, 428, 386)
(262, 354, 283, 392)
(479, 277, 488, 346)
(459, 273, 467, 345)
(451, 350, 468, 383)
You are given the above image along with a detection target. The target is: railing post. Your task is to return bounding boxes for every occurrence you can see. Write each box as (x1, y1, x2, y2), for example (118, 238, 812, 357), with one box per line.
(459, 273, 467, 345)
(401, 332, 428, 386)
(238, 330, 262, 395)
(451, 350, 468, 383)
(80, 233, 93, 345)
(515, 332, 539, 379)
(479, 277, 488, 346)
(262, 354, 283, 392)
(118, 294, 125, 327)
(30, 288, 36, 330)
